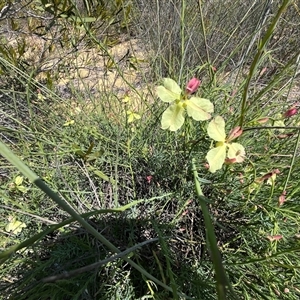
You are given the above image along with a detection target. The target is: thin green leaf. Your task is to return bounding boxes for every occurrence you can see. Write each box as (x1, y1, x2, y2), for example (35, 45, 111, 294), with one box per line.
(93, 170, 116, 184)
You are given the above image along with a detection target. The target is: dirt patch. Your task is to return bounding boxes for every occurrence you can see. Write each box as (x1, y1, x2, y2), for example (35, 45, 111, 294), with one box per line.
(1, 9, 154, 121)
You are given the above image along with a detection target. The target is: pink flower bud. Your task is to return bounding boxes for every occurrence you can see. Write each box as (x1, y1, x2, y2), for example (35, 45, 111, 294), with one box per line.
(283, 107, 297, 118)
(267, 235, 283, 242)
(278, 190, 286, 206)
(186, 78, 201, 94)
(256, 169, 280, 183)
(227, 126, 243, 142)
(224, 158, 236, 164)
(259, 67, 267, 77)
(257, 117, 269, 124)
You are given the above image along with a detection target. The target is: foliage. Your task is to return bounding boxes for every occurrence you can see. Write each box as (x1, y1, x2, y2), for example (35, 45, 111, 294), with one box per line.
(0, 0, 300, 300)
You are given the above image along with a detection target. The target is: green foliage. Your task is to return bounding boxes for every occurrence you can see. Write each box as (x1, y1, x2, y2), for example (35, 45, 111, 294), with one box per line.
(0, 0, 300, 299)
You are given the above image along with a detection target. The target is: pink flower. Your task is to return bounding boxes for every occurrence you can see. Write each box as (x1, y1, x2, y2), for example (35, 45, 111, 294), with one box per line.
(186, 78, 201, 94)
(146, 175, 153, 184)
(283, 107, 297, 118)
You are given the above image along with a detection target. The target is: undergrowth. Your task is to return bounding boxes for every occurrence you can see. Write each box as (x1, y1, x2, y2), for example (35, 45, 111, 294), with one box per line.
(0, 0, 300, 299)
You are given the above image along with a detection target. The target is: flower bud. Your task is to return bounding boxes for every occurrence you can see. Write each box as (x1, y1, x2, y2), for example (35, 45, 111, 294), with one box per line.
(283, 107, 297, 118)
(224, 158, 236, 164)
(278, 190, 286, 206)
(227, 126, 243, 142)
(186, 78, 201, 94)
(257, 117, 269, 124)
(267, 235, 283, 242)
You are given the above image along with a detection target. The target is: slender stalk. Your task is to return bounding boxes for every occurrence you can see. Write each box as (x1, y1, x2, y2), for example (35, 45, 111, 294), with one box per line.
(197, 0, 210, 64)
(243, 126, 300, 132)
(179, 0, 186, 83)
(283, 129, 300, 192)
(191, 159, 236, 300)
(239, 0, 292, 128)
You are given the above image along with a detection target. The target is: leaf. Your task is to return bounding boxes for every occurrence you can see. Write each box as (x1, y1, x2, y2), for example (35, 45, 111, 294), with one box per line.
(5, 218, 26, 234)
(206, 144, 227, 173)
(17, 185, 27, 193)
(227, 143, 245, 163)
(157, 78, 181, 103)
(15, 176, 23, 186)
(207, 116, 226, 142)
(86, 150, 104, 161)
(71, 144, 84, 157)
(68, 16, 97, 23)
(93, 170, 116, 184)
(186, 97, 214, 121)
(197, 177, 212, 184)
(161, 103, 185, 131)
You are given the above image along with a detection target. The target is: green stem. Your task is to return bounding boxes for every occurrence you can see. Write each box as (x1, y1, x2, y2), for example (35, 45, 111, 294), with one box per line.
(197, 0, 210, 64)
(243, 126, 300, 132)
(239, 0, 291, 128)
(191, 159, 235, 299)
(283, 129, 300, 192)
